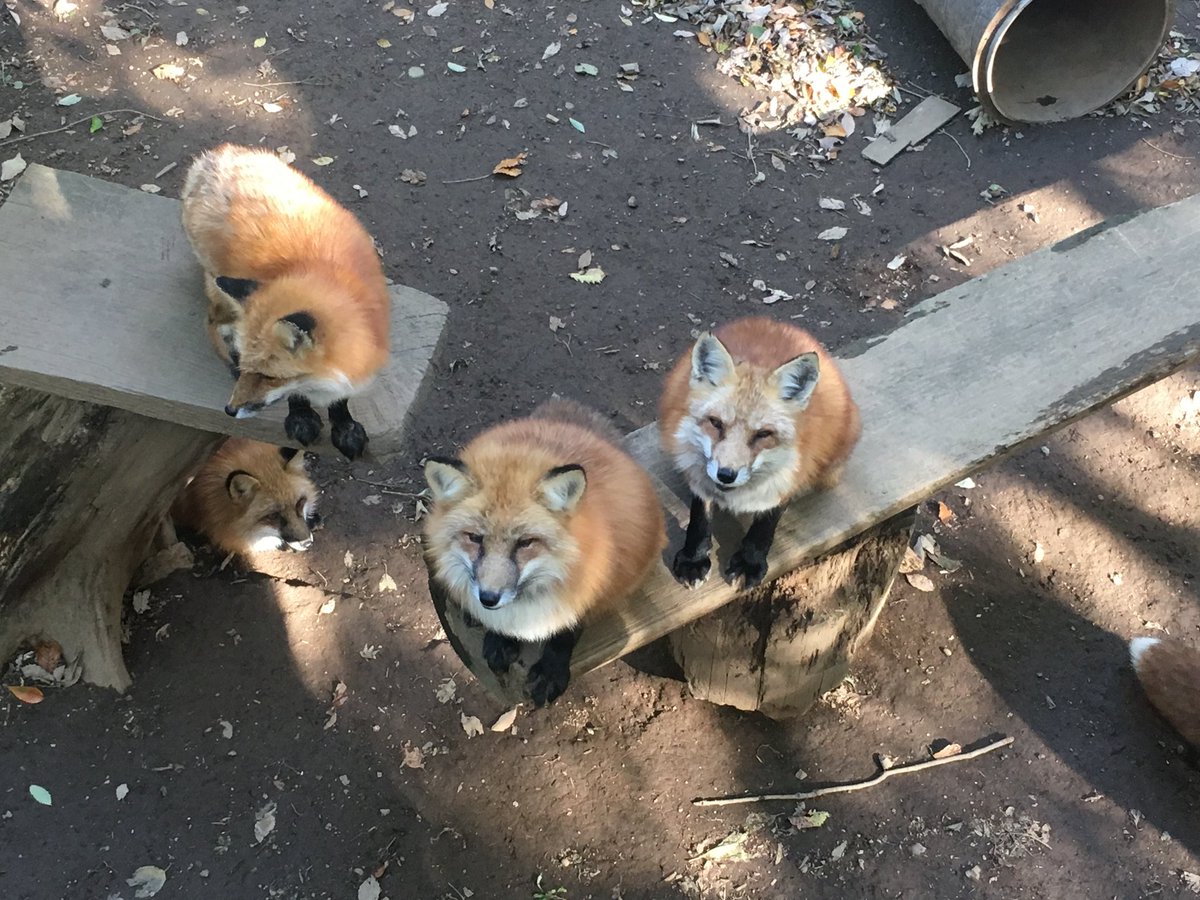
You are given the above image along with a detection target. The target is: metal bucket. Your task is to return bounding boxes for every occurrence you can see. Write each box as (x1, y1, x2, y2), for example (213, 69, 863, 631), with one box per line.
(914, 0, 1176, 123)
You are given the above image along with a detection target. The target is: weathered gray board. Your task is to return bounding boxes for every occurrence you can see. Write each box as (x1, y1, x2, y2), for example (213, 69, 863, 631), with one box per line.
(0, 164, 446, 457)
(433, 198, 1200, 705)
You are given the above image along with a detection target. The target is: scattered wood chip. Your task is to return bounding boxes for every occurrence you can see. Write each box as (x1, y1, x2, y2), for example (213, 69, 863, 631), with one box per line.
(931, 742, 962, 760)
(490, 707, 519, 732)
(818, 226, 847, 241)
(126, 866, 167, 898)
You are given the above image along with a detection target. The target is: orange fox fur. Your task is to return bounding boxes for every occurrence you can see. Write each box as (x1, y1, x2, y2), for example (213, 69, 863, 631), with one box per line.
(423, 399, 665, 642)
(659, 317, 860, 515)
(1130, 636, 1200, 748)
(181, 144, 390, 413)
(172, 438, 319, 556)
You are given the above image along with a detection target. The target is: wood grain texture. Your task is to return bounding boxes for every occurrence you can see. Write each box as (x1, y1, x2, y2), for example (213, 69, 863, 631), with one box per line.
(433, 196, 1200, 705)
(668, 509, 914, 718)
(0, 164, 447, 458)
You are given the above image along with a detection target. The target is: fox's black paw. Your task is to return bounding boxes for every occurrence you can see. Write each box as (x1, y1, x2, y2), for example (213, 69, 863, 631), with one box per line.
(482, 631, 521, 676)
(671, 549, 711, 589)
(331, 419, 368, 461)
(725, 547, 769, 590)
(527, 655, 570, 707)
(285, 406, 323, 446)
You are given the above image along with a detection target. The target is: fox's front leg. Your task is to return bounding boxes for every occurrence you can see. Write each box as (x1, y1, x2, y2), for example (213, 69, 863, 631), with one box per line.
(328, 399, 368, 461)
(285, 396, 323, 446)
(726, 506, 784, 590)
(527, 628, 579, 707)
(482, 630, 521, 676)
(671, 493, 713, 588)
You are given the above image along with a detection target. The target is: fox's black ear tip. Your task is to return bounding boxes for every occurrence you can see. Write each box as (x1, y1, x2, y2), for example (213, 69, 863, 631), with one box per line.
(279, 446, 301, 463)
(215, 276, 259, 301)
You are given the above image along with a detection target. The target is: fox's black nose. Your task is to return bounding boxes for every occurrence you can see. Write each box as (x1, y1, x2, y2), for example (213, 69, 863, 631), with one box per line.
(224, 404, 239, 417)
(478, 589, 502, 609)
(716, 467, 739, 485)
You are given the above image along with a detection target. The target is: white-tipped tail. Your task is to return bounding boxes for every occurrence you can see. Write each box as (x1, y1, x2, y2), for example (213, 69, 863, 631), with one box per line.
(1129, 636, 1161, 670)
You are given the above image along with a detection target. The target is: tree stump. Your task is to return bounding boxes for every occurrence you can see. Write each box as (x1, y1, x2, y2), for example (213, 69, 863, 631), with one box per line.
(667, 508, 916, 718)
(0, 384, 220, 691)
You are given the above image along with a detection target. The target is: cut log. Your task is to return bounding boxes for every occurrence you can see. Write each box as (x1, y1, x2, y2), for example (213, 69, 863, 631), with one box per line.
(0, 384, 219, 691)
(667, 508, 915, 718)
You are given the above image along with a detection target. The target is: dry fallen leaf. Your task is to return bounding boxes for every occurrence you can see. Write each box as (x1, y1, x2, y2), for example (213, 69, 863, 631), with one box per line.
(905, 573, 935, 592)
(378, 573, 398, 593)
(126, 866, 167, 898)
(460, 712, 484, 738)
(151, 62, 187, 81)
(1, 154, 27, 182)
(254, 801, 277, 843)
(818, 226, 848, 241)
(312, 156, 335, 166)
(401, 741, 425, 769)
(435, 677, 457, 704)
(548, 315, 566, 333)
(935, 500, 955, 523)
(358, 876, 382, 900)
(492, 152, 527, 177)
(490, 707, 519, 732)
(7, 685, 44, 704)
(931, 742, 963, 760)
(569, 267, 606, 284)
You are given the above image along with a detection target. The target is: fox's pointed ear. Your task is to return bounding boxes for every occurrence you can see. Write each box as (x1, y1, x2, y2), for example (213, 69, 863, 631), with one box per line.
(539, 464, 586, 513)
(279, 446, 307, 471)
(691, 333, 735, 387)
(774, 352, 820, 407)
(424, 456, 473, 503)
(215, 276, 259, 302)
(226, 469, 260, 501)
(274, 312, 317, 354)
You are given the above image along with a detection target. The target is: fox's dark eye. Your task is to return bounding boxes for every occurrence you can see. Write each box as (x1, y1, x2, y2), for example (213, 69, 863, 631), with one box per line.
(707, 416, 725, 434)
(464, 532, 484, 545)
(515, 536, 538, 551)
(753, 429, 775, 442)
(261, 512, 284, 527)
(295, 497, 308, 516)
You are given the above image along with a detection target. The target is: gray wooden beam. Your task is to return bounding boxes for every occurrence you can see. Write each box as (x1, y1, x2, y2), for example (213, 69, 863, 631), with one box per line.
(0, 164, 446, 458)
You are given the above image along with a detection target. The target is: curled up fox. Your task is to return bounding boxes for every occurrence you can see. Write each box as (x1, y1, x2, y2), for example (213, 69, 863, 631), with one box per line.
(659, 317, 860, 590)
(181, 144, 390, 460)
(423, 399, 665, 706)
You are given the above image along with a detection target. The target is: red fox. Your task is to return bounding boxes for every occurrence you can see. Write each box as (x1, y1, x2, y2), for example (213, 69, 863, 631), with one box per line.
(423, 399, 665, 706)
(659, 317, 860, 589)
(172, 438, 321, 556)
(1129, 636, 1200, 748)
(181, 144, 390, 460)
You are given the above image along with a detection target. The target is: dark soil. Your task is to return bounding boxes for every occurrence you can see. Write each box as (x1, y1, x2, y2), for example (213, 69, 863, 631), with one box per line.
(2, 1, 1199, 898)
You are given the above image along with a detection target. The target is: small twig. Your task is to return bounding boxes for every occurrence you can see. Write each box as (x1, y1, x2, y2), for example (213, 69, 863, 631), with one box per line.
(585, 139, 614, 150)
(1141, 138, 1196, 160)
(692, 735, 1014, 807)
(746, 130, 760, 179)
(441, 173, 493, 185)
(239, 78, 327, 88)
(347, 475, 424, 497)
(0, 109, 163, 148)
(939, 129, 971, 169)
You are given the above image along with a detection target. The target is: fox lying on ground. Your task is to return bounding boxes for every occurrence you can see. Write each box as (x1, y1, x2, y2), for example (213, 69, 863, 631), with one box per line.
(1129, 636, 1200, 749)
(423, 399, 665, 706)
(659, 317, 860, 590)
(181, 143, 390, 460)
(172, 438, 321, 556)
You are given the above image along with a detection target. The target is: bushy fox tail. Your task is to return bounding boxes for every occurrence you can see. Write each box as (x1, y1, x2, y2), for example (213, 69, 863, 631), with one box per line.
(1129, 636, 1200, 748)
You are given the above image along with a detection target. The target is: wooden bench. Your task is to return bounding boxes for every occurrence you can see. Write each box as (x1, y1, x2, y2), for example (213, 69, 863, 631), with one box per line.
(0, 164, 447, 690)
(431, 200, 1200, 716)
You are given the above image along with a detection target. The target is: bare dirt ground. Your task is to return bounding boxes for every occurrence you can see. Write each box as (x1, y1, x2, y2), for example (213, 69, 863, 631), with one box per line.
(2, 1, 1199, 898)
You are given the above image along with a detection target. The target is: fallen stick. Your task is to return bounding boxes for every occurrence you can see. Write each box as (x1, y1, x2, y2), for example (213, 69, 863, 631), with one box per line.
(0, 109, 164, 149)
(692, 735, 1014, 808)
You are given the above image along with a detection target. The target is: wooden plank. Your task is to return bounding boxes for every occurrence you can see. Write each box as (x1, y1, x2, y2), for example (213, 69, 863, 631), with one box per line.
(435, 195, 1200, 704)
(862, 96, 961, 165)
(0, 164, 447, 458)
